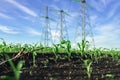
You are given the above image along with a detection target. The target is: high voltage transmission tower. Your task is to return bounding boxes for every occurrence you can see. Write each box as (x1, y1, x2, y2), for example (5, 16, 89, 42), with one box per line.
(74, 0, 95, 48)
(40, 6, 54, 46)
(53, 9, 69, 42)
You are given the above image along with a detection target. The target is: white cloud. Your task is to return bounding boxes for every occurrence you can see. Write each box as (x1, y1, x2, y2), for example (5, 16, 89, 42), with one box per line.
(94, 24, 120, 49)
(27, 28, 41, 36)
(51, 30, 60, 41)
(0, 12, 12, 19)
(90, 15, 98, 21)
(5, 0, 38, 17)
(101, 0, 112, 7)
(0, 25, 19, 34)
(90, 1, 119, 19)
(71, 23, 120, 49)
(107, 3, 120, 18)
(50, 5, 60, 10)
(70, 12, 81, 17)
(90, 0, 105, 12)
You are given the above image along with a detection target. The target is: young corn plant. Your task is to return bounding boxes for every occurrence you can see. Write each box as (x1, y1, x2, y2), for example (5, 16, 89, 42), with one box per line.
(53, 44, 60, 62)
(93, 48, 102, 63)
(102, 74, 115, 80)
(1, 54, 24, 80)
(0, 38, 7, 52)
(61, 40, 71, 53)
(109, 49, 119, 61)
(77, 39, 89, 57)
(43, 59, 49, 67)
(83, 59, 92, 79)
(105, 74, 115, 80)
(32, 52, 37, 67)
(61, 39, 71, 60)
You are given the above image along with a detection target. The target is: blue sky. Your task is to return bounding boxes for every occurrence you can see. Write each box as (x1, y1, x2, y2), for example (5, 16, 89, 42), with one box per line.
(0, 0, 120, 49)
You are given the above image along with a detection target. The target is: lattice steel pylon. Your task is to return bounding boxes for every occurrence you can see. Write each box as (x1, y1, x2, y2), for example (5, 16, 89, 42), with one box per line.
(74, 0, 95, 48)
(41, 6, 53, 46)
(54, 9, 69, 42)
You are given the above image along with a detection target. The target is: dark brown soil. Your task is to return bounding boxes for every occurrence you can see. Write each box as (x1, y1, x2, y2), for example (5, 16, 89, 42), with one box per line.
(0, 53, 120, 80)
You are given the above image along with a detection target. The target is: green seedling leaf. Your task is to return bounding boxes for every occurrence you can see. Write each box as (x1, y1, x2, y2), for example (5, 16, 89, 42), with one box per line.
(33, 52, 37, 56)
(1, 76, 15, 80)
(84, 60, 92, 66)
(105, 74, 114, 78)
(3, 41, 7, 46)
(77, 43, 81, 50)
(66, 40, 71, 54)
(33, 52, 37, 67)
(53, 44, 59, 53)
(16, 61, 24, 80)
(17, 61, 24, 71)
(4, 54, 16, 72)
(0, 38, 6, 46)
(61, 39, 66, 44)
(4, 54, 24, 80)
(83, 59, 92, 78)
